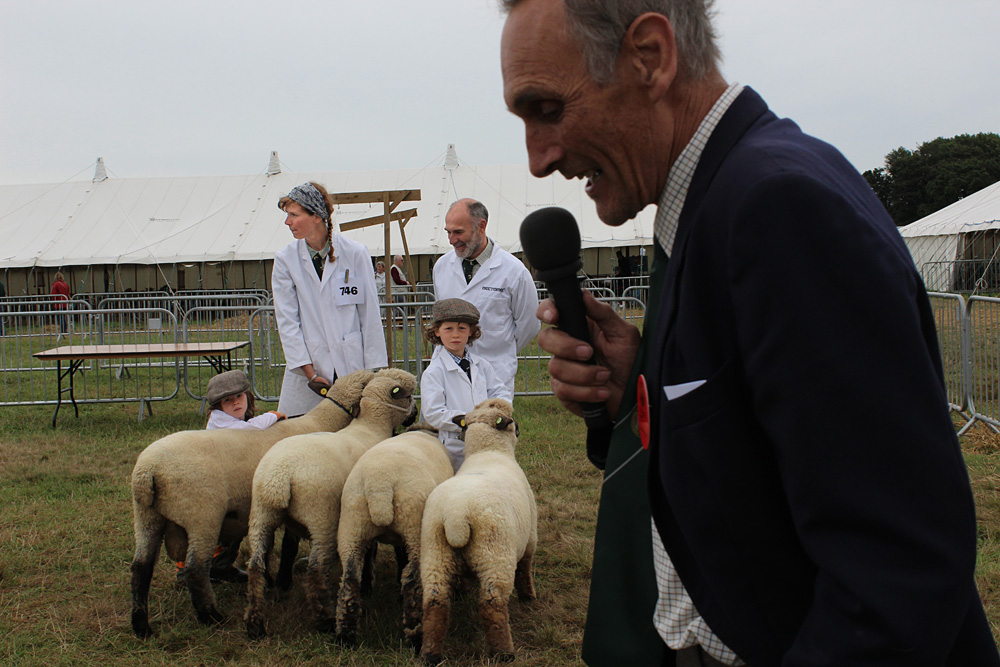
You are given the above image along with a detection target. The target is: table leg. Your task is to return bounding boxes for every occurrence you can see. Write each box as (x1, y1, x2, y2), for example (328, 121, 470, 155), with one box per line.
(51, 358, 82, 428)
(51, 360, 62, 428)
(203, 355, 224, 374)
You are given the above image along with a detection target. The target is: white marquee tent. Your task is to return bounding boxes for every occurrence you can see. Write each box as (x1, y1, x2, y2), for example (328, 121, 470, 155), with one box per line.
(0, 147, 652, 283)
(900, 179, 1000, 292)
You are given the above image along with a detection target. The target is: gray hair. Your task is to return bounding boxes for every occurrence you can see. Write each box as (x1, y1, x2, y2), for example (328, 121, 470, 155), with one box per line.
(501, 0, 721, 84)
(449, 199, 489, 224)
(467, 200, 489, 224)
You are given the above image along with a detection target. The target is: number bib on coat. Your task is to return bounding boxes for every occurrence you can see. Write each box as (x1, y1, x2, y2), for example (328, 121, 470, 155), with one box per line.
(334, 270, 364, 306)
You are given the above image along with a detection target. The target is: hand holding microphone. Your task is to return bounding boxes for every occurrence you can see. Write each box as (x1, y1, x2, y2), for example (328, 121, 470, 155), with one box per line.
(520, 207, 622, 469)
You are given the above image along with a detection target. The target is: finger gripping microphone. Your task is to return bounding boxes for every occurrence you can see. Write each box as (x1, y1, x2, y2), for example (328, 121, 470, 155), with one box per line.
(520, 207, 613, 469)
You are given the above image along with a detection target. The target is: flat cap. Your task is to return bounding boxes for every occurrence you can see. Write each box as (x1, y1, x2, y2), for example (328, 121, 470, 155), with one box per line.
(432, 298, 480, 326)
(206, 369, 251, 404)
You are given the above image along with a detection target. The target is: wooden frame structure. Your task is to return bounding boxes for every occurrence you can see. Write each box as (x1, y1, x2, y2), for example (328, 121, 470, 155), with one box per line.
(333, 189, 421, 364)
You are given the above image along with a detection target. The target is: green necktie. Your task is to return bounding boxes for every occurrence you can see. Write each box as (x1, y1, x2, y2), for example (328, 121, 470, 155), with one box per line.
(582, 244, 670, 666)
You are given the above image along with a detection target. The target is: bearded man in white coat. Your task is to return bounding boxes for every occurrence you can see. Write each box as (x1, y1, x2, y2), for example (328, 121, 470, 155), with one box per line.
(432, 198, 540, 395)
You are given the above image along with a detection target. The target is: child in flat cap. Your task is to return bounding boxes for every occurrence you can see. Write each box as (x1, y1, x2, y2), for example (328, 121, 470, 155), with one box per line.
(206, 369, 286, 430)
(180, 370, 286, 584)
(420, 298, 512, 469)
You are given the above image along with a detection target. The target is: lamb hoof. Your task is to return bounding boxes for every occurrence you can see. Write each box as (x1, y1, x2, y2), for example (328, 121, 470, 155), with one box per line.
(420, 651, 444, 666)
(334, 631, 357, 647)
(196, 608, 225, 626)
(246, 620, 266, 640)
(315, 618, 337, 635)
(406, 633, 422, 654)
(131, 612, 153, 638)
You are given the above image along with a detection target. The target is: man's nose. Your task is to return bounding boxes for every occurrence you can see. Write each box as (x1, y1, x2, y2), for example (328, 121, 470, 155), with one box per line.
(526, 125, 562, 178)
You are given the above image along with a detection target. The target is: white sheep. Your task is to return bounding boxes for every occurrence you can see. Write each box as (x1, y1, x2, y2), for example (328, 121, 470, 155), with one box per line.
(419, 398, 537, 665)
(334, 424, 454, 649)
(243, 367, 418, 639)
(129, 369, 375, 638)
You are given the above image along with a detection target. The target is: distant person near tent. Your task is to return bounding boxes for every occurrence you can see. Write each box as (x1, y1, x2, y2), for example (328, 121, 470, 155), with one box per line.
(51, 272, 70, 334)
(272, 182, 387, 416)
(390, 254, 410, 303)
(374, 261, 387, 301)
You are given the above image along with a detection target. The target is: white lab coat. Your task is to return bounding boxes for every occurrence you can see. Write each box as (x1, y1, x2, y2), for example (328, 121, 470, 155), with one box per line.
(206, 410, 279, 430)
(419, 345, 512, 469)
(432, 242, 540, 394)
(272, 232, 387, 415)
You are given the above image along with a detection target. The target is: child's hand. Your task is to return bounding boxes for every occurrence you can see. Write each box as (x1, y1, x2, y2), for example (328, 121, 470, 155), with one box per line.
(269, 410, 287, 421)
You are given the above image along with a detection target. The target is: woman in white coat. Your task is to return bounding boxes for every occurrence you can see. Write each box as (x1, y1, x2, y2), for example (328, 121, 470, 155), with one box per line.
(272, 182, 387, 415)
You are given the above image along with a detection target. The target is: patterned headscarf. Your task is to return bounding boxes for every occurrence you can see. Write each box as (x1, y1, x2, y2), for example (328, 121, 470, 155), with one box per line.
(283, 183, 330, 222)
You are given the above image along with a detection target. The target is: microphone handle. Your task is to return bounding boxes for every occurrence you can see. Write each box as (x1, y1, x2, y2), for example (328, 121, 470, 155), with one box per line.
(543, 273, 613, 468)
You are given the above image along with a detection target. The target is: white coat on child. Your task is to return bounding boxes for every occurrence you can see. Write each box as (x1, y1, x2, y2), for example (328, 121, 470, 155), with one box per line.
(419, 298, 512, 470)
(207, 410, 279, 430)
(205, 369, 284, 431)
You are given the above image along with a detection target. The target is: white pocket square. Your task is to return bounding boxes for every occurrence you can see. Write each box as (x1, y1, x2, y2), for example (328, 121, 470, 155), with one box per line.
(663, 380, 706, 400)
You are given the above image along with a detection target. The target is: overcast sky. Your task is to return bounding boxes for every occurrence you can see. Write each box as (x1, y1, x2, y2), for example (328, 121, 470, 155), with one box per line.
(1, 0, 997, 185)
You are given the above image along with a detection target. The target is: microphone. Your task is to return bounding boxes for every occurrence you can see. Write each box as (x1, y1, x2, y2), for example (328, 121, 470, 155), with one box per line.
(520, 207, 613, 469)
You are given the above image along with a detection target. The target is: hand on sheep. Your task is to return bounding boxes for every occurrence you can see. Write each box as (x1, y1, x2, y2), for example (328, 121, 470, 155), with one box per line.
(536, 290, 640, 420)
(308, 376, 332, 396)
(269, 411, 287, 421)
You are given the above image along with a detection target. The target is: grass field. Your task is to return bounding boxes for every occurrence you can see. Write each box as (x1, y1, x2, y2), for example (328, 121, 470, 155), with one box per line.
(1, 396, 998, 666)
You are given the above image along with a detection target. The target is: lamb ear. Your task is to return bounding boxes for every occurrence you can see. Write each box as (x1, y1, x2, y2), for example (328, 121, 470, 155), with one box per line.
(495, 416, 514, 431)
(351, 403, 361, 418)
(452, 415, 467, 430)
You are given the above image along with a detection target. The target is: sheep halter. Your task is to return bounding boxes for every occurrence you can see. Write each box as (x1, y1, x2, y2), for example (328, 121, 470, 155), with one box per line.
(364, 397, 412, 413)
(320, 393, 353, 417)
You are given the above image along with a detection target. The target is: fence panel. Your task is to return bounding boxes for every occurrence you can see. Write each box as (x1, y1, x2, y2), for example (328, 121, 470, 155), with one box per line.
(181, 305, 268, 400)
(0, 307, 180, 409)
(964, 296, 1000, 431)
(928, 293, 968, 413)
(2, 291, 648, 409)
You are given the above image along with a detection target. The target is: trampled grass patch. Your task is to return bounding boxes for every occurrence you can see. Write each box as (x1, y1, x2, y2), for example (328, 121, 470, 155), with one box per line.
(0, 396, 591, 666)
(1, 398, 998, 666)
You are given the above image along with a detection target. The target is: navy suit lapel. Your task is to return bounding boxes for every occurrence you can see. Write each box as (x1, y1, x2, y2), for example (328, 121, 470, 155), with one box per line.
(652, 88, 770, 352)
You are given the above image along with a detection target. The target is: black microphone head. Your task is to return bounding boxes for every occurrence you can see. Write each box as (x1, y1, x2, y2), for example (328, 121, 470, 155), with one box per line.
(519, 207, 581, 271)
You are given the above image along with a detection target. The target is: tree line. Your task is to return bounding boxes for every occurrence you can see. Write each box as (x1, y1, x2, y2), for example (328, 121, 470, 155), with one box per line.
(863, 132, 1000, 227)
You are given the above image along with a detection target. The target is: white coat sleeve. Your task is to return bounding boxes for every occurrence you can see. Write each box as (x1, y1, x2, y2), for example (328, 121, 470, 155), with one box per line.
(420, 359, 463, 435)
(271, 250, 311, 372)
(511, 265, 541, 352)
(483, 361, 514, 404)
(432, 257, 443, 300)
(245, 412, 279, 429)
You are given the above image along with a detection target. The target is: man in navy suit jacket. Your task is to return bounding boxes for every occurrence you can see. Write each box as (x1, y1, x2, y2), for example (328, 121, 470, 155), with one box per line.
(501, 0, 999, 664)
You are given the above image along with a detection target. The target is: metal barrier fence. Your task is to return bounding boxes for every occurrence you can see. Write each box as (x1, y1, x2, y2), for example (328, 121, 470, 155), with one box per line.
(928, 292, 1000, 434)
(964, 296, 1000, 433)
(1, 295, 647, 415)
(14, 286, 996, 436)
(0, 307, 181, 410)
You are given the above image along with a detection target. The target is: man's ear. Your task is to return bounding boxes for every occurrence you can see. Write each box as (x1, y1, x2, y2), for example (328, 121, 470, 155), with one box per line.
(624, 12, 677, 99)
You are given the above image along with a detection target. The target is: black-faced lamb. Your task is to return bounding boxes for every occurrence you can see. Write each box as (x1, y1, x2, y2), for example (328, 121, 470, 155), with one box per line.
(129, 369, 374, 638)
(243, 367, 418, 639)
(419, 398, 537, 665)
(334, 424, 454, 649)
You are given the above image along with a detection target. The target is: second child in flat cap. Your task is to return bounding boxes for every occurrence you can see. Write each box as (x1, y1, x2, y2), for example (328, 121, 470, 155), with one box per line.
(205, 369, 286, 431)
(420, 297, 512, 470)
